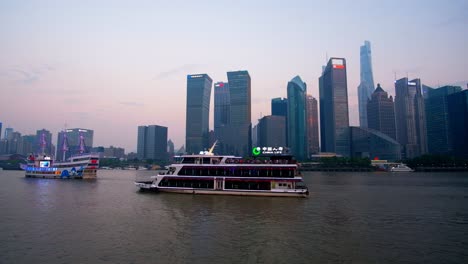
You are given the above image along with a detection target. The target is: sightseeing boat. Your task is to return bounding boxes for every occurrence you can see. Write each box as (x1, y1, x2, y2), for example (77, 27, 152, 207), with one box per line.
(135, 146, 309, 198)
(22, 153, 99, 179)
(21, 130, 99, 179)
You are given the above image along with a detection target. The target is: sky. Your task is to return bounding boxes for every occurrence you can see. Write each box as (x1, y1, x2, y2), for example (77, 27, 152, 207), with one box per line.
(1, 0, 467, 152)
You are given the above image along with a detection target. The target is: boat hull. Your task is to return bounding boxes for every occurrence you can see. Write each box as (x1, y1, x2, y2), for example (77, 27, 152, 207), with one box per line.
(135, 183, 308, 198)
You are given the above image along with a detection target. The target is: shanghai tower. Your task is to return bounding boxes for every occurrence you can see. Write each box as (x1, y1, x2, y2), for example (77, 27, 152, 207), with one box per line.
(358, 40, 375, 128)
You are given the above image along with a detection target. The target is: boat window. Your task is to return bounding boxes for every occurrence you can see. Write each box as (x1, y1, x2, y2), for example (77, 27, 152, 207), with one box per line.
(202, 158, 210, 164)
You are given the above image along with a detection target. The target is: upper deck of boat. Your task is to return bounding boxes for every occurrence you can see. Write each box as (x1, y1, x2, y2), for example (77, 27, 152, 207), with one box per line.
(174, 154, 297, 166)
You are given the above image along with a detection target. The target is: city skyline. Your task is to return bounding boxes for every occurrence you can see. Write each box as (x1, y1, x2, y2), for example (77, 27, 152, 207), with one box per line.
(1, 1, 467, 152)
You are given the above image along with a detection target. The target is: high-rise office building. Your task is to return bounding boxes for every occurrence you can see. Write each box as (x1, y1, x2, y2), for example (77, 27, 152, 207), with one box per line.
(425, 86, 462, 155)
(367, 84, 396, 140)
(357, 41, 375, 128)
(225, 70, 251, 156)
(137, 125, 168, 161)
(56, 128, 94, 161)
(214, 81, 230, 154)
(186, 74, 212, 154)
(0, 122, 2, 140)
(350, 126, 401, 161)
(319, 58, 350, 157)
(257, 115, 286, 148)
(271, 97, 288, 117)
(306, 94, 319, 154)
(287, 76, 307, 160)
(4, 127, 13, 140)
(35, 129, 53, 155)
(19, 135, 35, 155)
(447, 90, 468, 158)
(394, 78, 427, 158)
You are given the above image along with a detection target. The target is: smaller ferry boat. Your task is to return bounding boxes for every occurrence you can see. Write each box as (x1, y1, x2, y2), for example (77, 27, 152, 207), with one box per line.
(135, 145, 309, 198)
(390, 163, 414, 172)
(22, 153, 99, 179)
(21, 130, 99, 179)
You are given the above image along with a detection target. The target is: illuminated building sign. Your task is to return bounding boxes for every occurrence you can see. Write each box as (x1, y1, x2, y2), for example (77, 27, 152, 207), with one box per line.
(331, 58, 345, 69)
(188, 74, 204, 79)
(215, 83, 225, 88)
(407, 82, 416, 86)
(252, 146, 285, 156)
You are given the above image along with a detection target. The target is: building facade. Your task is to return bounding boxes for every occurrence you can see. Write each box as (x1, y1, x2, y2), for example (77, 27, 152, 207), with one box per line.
(213, 81, 230, 154)
(350, 126, 401, 161)
(287, 76, 307, 160)
(224, 70, 251, 157)
(357, 41, 375, 128)
(425, 86, 462, 155)
(56, 128, 94, 161)
(367, 84, 396, 140)
(271, 97, 288, 117)
(137, 125, 168, 161)
(257, 115, 286, 148)
(394, 78, 427, 158)
(306, 94, 319, 154)
(319, 58, 350, 157)
(447, 90, 468, 158)
(186, 74, 212, 154)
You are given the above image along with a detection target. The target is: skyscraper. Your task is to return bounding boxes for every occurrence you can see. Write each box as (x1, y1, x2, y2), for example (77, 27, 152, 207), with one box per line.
(319, 58, 350, 157)
(225, 70, 251, 156)
(137, 125, 168, 161)
(306, 94, 319, 154)
(271, 97, 288, 117)
(186, 74, 212, 154)
(257, 115, 286, 148)
(358, 41, 375, 128)
(447, 90, 468, 158)
(214, 81, 230, 154)
(287, 76, 307, 160)
(425, 86, 462, 155)
(367, 84, 397, 140)
(56, 128, 94, 161)
(0, 122, 2, 140)
(394, 78, 427, 158)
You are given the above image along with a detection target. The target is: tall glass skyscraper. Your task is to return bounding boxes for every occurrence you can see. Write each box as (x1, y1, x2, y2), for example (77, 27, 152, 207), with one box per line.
(137, 125, 168, 161)
(319, 58, 350, 157)
(306, 94, 319, 154)
(448, 90, 468, 158)
(425, 86, 461, 155)
(225, 70, 251, 157)
(394, 78, 427, 158)
(185, 74, 212, 154)
(271, 97, 288, 117)
(358, 41, 375, 128)
(367, 84, 396, 140)
(214, 81, 230, 151)
(287, 76, 307, 160)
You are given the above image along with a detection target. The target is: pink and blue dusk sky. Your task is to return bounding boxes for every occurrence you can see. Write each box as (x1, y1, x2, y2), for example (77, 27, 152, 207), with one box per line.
(1, 0, 467, 152)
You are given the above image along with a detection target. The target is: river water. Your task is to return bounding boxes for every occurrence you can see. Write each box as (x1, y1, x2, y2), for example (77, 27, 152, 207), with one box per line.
(0, 170, 467, 264)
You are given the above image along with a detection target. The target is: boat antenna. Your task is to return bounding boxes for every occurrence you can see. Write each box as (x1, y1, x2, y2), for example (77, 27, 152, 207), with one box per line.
(208, 140, 218, 154)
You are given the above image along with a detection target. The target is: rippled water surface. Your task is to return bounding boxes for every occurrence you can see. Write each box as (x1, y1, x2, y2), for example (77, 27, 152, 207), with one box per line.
(1, 170, 467, 264)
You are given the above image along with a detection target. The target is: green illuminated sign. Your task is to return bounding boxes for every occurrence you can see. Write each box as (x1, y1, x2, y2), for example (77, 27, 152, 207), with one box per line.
(252, 147, 261, 156)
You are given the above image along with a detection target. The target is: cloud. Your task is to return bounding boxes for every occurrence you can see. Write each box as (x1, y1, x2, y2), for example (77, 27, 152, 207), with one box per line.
(0, 64, 55, 84)
(153, 64, 202, 80)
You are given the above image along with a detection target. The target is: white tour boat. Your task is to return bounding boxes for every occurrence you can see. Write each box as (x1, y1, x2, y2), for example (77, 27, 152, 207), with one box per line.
(390, 163, 414, 172)
(135, 146, 309, 198)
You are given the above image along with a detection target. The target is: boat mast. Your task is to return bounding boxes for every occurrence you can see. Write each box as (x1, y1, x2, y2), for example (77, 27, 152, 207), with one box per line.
(79, 131, 86, 154)
(40, 132, 47, 155)
(61, 131, 69, 161)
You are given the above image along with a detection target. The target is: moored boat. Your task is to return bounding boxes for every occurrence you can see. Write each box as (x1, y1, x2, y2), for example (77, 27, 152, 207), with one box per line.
(390, 163, 414, 172)
(135, 146, 308, 198)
